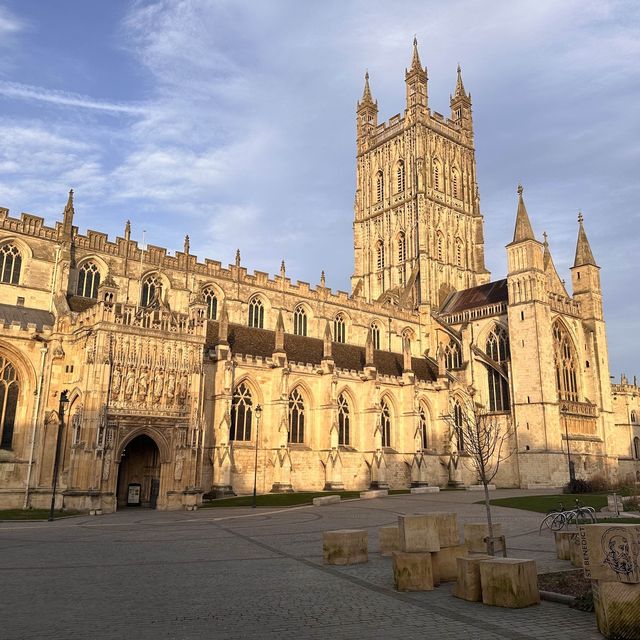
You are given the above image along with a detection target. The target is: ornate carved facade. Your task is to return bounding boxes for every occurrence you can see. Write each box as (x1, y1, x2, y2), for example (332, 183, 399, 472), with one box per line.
(0, 41, 637, 511)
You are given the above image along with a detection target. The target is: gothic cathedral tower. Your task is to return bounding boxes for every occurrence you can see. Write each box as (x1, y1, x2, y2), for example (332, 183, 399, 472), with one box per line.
(352, 39, 490, 310)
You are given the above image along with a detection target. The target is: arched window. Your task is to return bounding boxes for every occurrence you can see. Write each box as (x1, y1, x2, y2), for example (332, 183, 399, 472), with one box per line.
(334, 314, 346, 344)
(380, 398, 392, 447)
(433, 161, 441, 191)
(376, 171, 384, 202)
(0, 244, 21, 285)
(419, 405, 428, 450)
(203, 287, 218, 320)
(396, 161, 405, 193)
(453, 400, 465, 451)
(553, 322, 578, 402)
(486, 325, 511, 412)
(141, 274, 162, 307)
(77, 262, 100, 299)
(455, 239, 463, 267)
(634, 436, 640, 460)
(398, 233, 406, 263)
(0, 355, 19, 449)
(444, 339, 462, 369)
(288, 388, 305, 444)
(248, 297, 264, 329)
(338, 393, 350, 446)
(452, 170, 459, 198)
(437, 232, 444, 262)
(631, 410, 637, 424)
(230, 382, 253, 441)
(376, 241, 385, 271)
(370, 322, 381, 350)
(293, 305, 307, 336)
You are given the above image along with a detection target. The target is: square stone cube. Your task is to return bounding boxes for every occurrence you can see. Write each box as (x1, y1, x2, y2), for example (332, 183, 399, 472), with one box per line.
(579, 523, 640, 583)
(432, 544, 468, 582)
(323, 529, 368, 565)
(554, 531, 573, 560)
(428, 512, 459, 547)
(378, 525, 399, 556)
(392, 551, 434, 591)
(593, 580, 640, 639)
(453, 554, 492, 602)
(479, 558, 540, 608)
(464, 522, 503, 553)
(398, 514, 440, 553)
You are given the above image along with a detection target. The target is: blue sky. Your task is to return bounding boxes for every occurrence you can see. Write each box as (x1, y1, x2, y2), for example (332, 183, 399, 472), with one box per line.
(0, 0, 638, 378)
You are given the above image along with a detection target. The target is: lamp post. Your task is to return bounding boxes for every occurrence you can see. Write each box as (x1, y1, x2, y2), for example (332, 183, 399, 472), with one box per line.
(48, 389, 69, 522)
(561, 403, 576, 482)
(252, 404, 262, 508)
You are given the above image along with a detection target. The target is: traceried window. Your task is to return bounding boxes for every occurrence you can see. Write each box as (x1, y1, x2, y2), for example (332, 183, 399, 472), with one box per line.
(203, 287, 218, 320)
(76, 262, 100, 299)
(398, 233, 406, 263)
(553, 322, 578, 402)
(293, 305, 307, 336)
(248, 296, 264, 329)
(433, 161, 441, 191)
(230, 382, 253, 441)
(376, 171, 384, 202)
(453, 400, 465, 451)
(419, 405, 428, 450)
(376, 241, 385, 271)
(0, 244, 21, 285)
(288, 388, 305, 444)
(396, 161, 405, 193)
(380, 398, 392, 447)
(455, 239, 463, 267)
(338, 393, 350, 446)
(437, 232, 444, 262)
(486, 324, 511, 412)
(141, 274, 162, 307)
(334, 313, 346, 344)
(452, 170, 459, 198)
(444, 339, 462, 369)
(0, 355, 19, 449)
(631, 410, 637, 424)
(634, 436, 640, 460)
(370, 322, 381, 350)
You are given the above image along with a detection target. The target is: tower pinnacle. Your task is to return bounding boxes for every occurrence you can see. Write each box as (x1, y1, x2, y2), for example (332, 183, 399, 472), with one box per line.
(512, 184, 536, 243)
(573, 212, 597, 267)
(454, 63, 467, 98)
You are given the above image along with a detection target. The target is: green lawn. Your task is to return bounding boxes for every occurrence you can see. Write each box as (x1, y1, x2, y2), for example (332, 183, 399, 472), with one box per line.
(0, 509, 83, 521)
(201, 491, 361, 508)
(484, 494, 608, 514)
(596, 517, 640, 524)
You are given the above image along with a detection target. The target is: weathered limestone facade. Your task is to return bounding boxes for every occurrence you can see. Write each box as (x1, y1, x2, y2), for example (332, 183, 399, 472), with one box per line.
(0, 40, 637, 511)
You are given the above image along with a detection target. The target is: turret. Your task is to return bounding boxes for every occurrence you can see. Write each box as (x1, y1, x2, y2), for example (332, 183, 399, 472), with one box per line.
(60, 188, 75, 240)
(356, 71, 378, 151)
(405, 37, 428, 116)
(450, 64, 473, 137)
(570, 213, 602, 320)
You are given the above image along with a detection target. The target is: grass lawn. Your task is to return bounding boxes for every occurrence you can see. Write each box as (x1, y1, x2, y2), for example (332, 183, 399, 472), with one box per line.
(483, 494, 608, 513)
(201, 491, 361, 508)
(0, 509, 83, 521)
(596, 517, 640, 524)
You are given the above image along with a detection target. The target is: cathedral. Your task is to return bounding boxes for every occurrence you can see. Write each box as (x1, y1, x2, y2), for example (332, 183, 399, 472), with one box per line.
(0, 40, 638, 511)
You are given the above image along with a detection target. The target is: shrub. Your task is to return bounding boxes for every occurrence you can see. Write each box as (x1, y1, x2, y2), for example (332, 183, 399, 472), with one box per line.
(563, 478, 596, 494)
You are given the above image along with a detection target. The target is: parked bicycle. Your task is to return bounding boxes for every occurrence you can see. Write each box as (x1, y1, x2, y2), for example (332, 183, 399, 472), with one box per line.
(539, 499, 597, 533)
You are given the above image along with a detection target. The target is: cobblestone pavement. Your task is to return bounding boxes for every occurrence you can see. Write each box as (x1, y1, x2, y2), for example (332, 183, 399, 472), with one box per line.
(0, 490, 602, 639)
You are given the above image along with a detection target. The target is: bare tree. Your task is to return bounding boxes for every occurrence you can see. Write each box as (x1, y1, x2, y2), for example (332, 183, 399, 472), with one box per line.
(442, 387, 514, 555)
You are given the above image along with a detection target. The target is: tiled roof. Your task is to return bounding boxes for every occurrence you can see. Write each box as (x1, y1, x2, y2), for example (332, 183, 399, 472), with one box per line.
(206, 321, 437, 382)
(0, 303, 54, 331)
(439, 279, 508, 315)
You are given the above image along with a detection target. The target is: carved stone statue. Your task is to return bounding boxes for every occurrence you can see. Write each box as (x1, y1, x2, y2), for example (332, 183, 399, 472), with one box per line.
(124, 370, 135, 398)
(111, 366, 122, 397)
(153, 371, 164, 399)
(138, 370, 148, 399)
(166, 372, 176, 400)
(178, 374, 188, 403)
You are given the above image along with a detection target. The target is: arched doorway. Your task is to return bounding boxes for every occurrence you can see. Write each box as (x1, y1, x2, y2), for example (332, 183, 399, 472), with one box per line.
(116, 434, 161, 509)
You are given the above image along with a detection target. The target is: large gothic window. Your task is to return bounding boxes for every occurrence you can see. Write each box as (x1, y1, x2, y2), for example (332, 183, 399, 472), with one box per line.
(370, 322, 381, 350)
(141, 274, 162, 307)
(376, 241, 385, 271)
(376, 171, 384, 202)
(453, 400, 465, 451)
(396, 161, 405, 193)
(334, 314, 346, 344)
(419, 405, 428, 450)
(553, 322, 578, 402)
(248, 297, 264, 329)
(444, 339, 462, 370)
(0, 244, 21, 285)
(380, 398, 392, 447)
(77, 262, 100, 299)
(437, 232, 444, 262)
(230, 382, 253, 441)
(455, 239, 463, 267)
(293, 305, 307, 336)
(398, 233, 406, 263)
(338, 393, 350, 446)
(634, 437, 640, 460)
(203, 287, 218, 320)
(0, 355, 19, 449)
(486, 325, 511, 412)
(288, 388, 305, 444)
(433, 161, 441, 191)
(452, 169, 459, 198)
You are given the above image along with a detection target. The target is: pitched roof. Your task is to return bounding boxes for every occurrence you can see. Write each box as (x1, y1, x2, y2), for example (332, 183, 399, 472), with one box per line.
(439, 279, 508, 315)
(0, 303, 54, 331)
(206, 321, 437, 382)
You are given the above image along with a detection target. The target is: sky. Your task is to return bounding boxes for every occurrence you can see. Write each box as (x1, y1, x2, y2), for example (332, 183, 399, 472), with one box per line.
(0, 0, 638, 378)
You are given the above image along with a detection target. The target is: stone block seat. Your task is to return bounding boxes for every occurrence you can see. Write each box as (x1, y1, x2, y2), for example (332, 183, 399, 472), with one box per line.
(378, 525, 400, 556)
(452, 554, 492, 602)
(479, 558, 540, 608)
(392, 551, 435, 591)
(322, 529, 368, 565)
(464, 522, 503, 553)
(398, 514, 440, 553)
